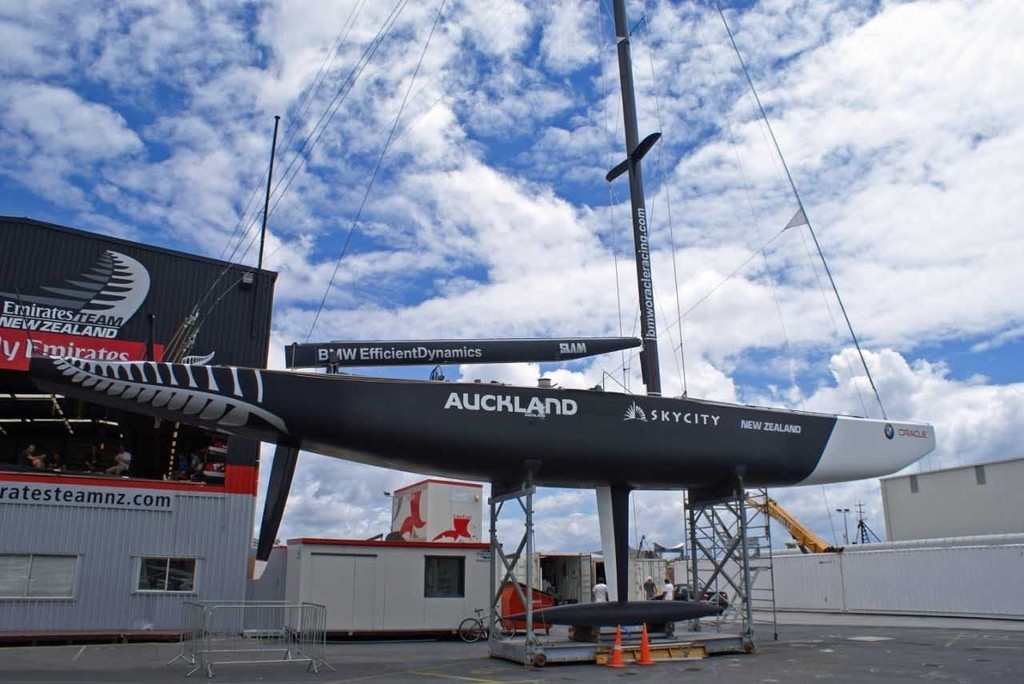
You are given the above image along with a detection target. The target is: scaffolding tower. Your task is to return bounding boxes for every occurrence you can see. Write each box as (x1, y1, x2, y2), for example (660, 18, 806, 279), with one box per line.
(686, 483, 778, 647)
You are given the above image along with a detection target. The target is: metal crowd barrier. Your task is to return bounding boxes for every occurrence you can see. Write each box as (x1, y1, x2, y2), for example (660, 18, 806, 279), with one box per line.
(169, 601, 333, 677)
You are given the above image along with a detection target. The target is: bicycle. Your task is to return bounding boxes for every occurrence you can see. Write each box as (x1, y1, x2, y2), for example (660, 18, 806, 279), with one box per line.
(457, 608, 515, 643)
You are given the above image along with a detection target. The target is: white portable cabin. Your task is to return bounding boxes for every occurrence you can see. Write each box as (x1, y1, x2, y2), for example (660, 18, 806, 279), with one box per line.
(284, 478, 491, 634)
(285, 538, 492, 634)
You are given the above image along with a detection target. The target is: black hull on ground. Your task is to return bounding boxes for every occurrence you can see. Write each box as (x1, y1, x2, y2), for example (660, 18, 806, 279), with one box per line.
(505, 600, 723, 627)
(30, 357, 935, 490)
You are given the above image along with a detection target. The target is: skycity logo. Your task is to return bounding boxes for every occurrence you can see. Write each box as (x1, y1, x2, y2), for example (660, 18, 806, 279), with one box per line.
(623, 401, 720, 427)
(444, 392, 577, 417)
(624, 402, 647, 421)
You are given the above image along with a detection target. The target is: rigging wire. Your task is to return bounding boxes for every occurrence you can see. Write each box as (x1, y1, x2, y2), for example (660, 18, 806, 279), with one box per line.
(306, 0, 447, 341)
(173, 0, 410, 358)
(219, 0, 369, 268)
(713, 1, 887, 419)
(794, 226, 873, 417)
(598, 0, 633, 393)
(637, 0, 689, 397)
(165, 2, 373, 357)
(710, 2, 873, 536)
(264, 0, 410, 231)
(608, 184, 629, 393)
(237, 0, 370, 262)
(288, 0, 369, 143)
(819, 485, 841, 549)
(379, 0, 516, 152)
(165, 225, 271, 360)
(692, 9, 809, 410)
(667, 228, 785, 325)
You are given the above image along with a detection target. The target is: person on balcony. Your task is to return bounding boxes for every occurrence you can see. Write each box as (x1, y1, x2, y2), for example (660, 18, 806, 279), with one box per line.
(105, 444, 132, 476)
(19, 443, 45, 469)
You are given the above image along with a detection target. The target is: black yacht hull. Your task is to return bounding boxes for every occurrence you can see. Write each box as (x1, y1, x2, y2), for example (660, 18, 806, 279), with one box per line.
(505, 600, 723, 627)
(30, 357, 935, 489)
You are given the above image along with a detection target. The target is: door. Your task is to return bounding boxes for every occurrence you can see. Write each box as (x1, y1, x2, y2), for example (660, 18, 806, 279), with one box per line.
(310, 553, 378, 631)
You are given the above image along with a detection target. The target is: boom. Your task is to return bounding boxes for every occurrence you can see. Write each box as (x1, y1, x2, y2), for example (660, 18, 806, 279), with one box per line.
(746, 496, 837, 554)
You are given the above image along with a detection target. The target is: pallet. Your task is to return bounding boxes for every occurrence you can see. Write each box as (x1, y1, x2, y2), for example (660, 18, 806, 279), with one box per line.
(594, 641, 708, 665)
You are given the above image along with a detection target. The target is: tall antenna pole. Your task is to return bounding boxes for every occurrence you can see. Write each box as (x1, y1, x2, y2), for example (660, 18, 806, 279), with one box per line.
(258, 115, 281, 270)
(609, 0, 661, 395)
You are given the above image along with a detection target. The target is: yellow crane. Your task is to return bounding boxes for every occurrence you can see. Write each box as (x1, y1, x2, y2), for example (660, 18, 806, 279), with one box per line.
(746, 496, 839, 554)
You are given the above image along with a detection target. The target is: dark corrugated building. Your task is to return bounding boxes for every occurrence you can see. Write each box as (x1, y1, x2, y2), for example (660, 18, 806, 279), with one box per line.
(0, 216, 276, 637)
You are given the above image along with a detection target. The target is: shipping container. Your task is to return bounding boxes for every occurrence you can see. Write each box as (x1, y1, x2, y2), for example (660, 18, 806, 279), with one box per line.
(515, 552, 668, 603)
(761, 536, 1024, 619)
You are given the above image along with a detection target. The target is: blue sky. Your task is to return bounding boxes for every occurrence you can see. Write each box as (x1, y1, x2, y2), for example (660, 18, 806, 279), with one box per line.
(2, 0, 1022, 551)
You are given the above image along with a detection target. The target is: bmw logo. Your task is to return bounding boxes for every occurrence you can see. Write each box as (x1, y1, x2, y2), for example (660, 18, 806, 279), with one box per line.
(884, 423, 895, 440)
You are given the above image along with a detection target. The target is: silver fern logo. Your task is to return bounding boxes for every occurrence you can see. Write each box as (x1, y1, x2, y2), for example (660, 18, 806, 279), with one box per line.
(623, 402, 647, 422)
(50, 357, 289, 434)
(0, 250, 150, 337)
(181, 351, 216, 365)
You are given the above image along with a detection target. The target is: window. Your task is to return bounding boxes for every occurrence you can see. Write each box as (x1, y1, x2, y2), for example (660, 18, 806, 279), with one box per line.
(0, 554, 78, 599)
(974, 465, 986, 485)
(424, 556, 464, 598)
(909, 475, 919, 494)
(136, 557, 197, 592)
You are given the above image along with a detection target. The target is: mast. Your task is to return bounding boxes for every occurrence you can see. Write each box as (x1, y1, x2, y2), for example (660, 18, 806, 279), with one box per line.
(610, 0, 661, 396)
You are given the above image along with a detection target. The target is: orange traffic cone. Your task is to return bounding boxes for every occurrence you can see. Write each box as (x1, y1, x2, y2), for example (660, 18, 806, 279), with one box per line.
(606, 625, 624, 668)
(637, 624, 654, 666)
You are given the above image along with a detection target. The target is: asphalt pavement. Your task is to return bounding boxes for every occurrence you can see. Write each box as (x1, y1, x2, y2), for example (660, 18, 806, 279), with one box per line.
(2, 613, 1023, 683)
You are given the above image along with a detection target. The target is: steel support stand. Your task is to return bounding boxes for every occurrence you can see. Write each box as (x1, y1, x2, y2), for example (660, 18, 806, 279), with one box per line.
(685, 480, 772, 653)
(488, 469, 543, 665)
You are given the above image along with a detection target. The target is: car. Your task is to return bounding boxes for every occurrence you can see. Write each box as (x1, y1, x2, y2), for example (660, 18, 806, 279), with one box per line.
(673, 583, 729, 607)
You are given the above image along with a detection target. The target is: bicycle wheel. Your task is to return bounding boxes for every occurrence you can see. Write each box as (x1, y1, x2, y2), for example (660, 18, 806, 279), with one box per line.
(496, 616, 516, 639)
(458, 617, 483, 643)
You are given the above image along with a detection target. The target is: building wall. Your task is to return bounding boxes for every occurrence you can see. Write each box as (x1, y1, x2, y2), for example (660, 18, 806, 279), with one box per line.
(0, 473, 254, 632)
(0, 218, 273, 634)
(246, 546, 287, 602)
(881, 457, 1024, 541)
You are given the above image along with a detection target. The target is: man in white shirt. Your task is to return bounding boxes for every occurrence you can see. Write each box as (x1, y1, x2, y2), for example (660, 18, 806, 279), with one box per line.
(105, 444, 132, 476)
(662, 578, 674, 601)
(592, 578, 609, 602)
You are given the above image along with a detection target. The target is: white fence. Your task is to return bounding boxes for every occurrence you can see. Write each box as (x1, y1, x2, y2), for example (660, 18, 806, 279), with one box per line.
(170, 601, 333, 677)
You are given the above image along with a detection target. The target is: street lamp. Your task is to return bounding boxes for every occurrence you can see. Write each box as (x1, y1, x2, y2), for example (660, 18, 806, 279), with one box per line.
(835, 508, 851, 545)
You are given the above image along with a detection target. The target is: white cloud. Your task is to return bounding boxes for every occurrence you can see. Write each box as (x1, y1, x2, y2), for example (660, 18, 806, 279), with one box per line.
(539, 1, 598, 75)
